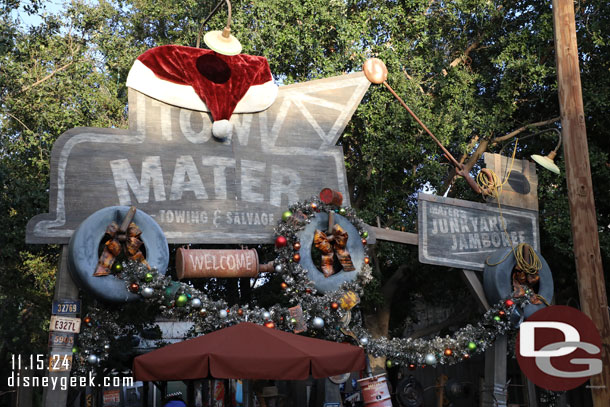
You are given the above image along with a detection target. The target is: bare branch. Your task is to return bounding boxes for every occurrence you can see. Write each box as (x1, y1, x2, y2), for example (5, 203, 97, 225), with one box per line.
(403, 69, 425, 95)
(20, 60, 75, 94)
(442, 40, 481, 76)
(491, 116, 560, 144)
(3, 112, 32, 132)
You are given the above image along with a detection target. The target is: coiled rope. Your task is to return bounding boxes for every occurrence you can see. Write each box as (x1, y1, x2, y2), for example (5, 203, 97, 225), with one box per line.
(480, 140, 548, 305)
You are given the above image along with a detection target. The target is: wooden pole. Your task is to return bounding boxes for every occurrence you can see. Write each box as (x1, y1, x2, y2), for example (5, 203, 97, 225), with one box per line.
(552, 0, 610, 404)
(43, 246, 79, 407)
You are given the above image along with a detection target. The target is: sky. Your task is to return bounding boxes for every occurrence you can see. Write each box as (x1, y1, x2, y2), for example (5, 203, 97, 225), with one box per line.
(12, 0, 66, 28)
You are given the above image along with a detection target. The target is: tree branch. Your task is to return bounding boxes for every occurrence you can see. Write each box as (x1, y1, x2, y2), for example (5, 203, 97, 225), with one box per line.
(442, 39, 480, 75)
(443, 116, 561, 196)
(20, 60, 75, 94)
(490, 116, 560, 144)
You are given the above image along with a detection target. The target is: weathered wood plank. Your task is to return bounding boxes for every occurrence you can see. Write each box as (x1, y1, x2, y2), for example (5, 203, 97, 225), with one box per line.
(483, 152, 538, 211)
(418, 193, 539, 271)
(43, 246, 79, 407)
(27, 73, 370, 244)
(553, 0, 610, 403)
(460, 269, 490, 311)
(369, 226, 417, 245)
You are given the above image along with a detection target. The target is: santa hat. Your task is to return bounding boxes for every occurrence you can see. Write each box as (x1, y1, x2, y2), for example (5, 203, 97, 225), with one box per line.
(126, 45, 277, 139)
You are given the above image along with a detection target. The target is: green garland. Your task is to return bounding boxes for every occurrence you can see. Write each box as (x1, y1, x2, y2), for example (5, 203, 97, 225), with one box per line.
(73, 197, 529, 374)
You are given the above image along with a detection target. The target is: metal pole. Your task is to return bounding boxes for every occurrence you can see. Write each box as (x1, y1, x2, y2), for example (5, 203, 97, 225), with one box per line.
(551, 0, 610, 404)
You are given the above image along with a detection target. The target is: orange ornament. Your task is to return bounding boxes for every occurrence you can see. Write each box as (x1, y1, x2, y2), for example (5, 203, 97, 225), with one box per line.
(463, 353, 471, 360)
(331, 302, 339, 310)
(294, 242, 301, 251)
(444, 348, 453, 357)
(83, 317, 92, 324)
(293, 253, 301, 262)
(237, 308, 243, 316)
(281, 282, 288, 290)
(264, 321, 275, 329)
(364, 257, 370, 264)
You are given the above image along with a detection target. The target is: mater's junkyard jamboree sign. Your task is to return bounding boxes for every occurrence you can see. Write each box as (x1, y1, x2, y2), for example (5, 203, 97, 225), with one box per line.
(418, 193, 540, 271)
(26, 73, 370, 244)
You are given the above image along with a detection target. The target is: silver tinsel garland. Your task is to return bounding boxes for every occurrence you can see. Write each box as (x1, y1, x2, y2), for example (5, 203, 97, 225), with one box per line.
(74, 197, 529, 374)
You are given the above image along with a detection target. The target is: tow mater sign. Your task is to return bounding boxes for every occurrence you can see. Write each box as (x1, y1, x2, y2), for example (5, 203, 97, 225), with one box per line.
(26, 73, 370, 244)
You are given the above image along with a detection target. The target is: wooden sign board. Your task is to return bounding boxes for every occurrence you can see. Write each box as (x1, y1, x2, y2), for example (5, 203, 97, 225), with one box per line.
(26, 74, 370, 244)
(483, 152, 539, 211)
(418, 193, 539, 271)
(49, 315, 81, 334)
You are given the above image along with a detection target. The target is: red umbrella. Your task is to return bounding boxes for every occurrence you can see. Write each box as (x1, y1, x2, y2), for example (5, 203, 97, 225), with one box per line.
(133, 322, 365, 381)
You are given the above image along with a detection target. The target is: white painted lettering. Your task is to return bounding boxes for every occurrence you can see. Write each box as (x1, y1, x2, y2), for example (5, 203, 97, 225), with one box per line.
(110, 156, 166, 205)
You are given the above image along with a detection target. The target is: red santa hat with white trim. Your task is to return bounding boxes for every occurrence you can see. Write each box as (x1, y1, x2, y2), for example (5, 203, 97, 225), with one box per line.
(126, 28, 277, 139)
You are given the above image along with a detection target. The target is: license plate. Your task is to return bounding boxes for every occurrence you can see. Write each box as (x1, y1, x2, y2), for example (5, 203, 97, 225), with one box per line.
(50, 316, 81, 333)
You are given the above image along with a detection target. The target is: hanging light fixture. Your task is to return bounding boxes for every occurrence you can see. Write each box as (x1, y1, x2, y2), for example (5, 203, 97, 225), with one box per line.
(197, 0, 242, 55)
(530, 129, 562, 175)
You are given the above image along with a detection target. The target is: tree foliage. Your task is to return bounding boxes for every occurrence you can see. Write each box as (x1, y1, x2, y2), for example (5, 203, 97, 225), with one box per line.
(1, 0, 609, 389)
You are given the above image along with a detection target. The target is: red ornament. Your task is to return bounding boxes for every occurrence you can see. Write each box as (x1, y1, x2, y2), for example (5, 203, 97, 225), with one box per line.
(293, 253, 301, 262)
(362, 239, 367, 245)
(306, 288, 312, 294)
(264, 321, 275, 329)
(293, 242, 301, 251)
(444, 348, 453, 357)
(129, 283, 139, 293)
(498, 310, 506, 317)
(310, 202, 318, 211)
(331, 302, 339, 310)
(505, 299, 514, 307)
(275, 236, 287, 248)
(281, 282, 288, 290)
(364, 257, 370, 265)
(408, 363, 416, 370)
(237, 308, 244, 316)
(226, 308, 231, 314)
(463, 353, 471, 360)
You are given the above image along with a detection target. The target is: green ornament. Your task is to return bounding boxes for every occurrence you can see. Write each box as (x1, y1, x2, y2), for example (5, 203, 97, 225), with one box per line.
(72, 346, 79, 354)
(386, 360, 393, 368)
(282, 210, 293, 222)
(290, 317, 297, 324)
(468, 342, 477, 351)
(144, 272, 154, 282)
(113, 262, 123, 273)
(362, 231, 369, 238)
(494, 316, 501, 322)
(338, 207, 347, 215)
(176, 294, 188, 307)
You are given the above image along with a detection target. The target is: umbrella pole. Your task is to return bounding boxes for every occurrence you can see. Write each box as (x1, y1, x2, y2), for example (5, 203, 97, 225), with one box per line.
(365, 354, 373, 377)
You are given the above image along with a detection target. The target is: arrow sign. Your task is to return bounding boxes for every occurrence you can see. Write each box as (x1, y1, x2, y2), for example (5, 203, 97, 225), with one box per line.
(27, 73, 370, 244)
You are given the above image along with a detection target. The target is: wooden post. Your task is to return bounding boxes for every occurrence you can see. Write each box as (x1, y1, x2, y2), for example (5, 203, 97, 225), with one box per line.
(481, 335, 508, 406)
(552, 0, 610, 404)
(43, 245, 79, 407)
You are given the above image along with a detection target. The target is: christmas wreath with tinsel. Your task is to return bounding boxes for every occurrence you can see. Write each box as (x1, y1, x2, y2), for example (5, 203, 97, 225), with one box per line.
(72, 197, 532, 374)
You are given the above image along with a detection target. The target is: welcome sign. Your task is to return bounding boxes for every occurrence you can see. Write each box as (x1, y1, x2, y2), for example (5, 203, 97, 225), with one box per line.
(26, 73, 370, 244)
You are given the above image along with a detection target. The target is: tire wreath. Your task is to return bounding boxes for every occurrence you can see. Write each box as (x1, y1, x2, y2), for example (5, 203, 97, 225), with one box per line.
(68, 206, 169, 303)
(483, 247, 553, 318)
